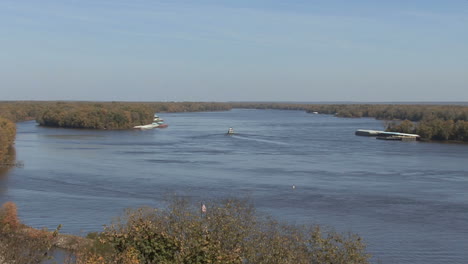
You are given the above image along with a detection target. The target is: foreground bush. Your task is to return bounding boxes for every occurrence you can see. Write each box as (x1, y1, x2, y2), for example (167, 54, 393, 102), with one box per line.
(75, 198, 370, 264)
(0, 202, 60, 264)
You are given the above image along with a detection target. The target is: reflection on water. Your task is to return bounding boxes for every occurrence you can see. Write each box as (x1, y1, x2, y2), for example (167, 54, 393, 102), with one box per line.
(1, 110, 468, 264)
(43, 134, 105, 140)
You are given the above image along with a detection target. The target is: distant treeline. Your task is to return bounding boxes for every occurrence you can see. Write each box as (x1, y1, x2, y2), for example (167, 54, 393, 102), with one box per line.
(230, 102, 468, 121)
(0, 101, 48, 122)
(1, 101, 468, 142)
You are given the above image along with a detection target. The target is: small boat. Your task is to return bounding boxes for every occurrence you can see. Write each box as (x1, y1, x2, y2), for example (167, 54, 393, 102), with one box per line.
(226, 127, 234, 135)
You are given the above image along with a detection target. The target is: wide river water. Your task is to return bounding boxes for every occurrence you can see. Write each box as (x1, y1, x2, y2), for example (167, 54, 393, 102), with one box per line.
(1, 109, 467, 263)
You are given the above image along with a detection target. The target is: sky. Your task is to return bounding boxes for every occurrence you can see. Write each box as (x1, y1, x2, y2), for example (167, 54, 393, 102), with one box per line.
(0, 0, 467, 102)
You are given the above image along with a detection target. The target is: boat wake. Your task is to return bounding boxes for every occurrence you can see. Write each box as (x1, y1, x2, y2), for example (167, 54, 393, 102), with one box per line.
(230, 134, 288, 145)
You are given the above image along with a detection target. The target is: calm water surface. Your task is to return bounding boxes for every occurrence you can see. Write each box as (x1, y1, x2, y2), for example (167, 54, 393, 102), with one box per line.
(1, 109, 467, 263)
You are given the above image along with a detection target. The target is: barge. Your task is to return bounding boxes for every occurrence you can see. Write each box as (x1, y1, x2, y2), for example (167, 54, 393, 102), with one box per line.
(355, 129, 420, 141)
(376, 132, 420, 141)
(355, 129, 384, 136)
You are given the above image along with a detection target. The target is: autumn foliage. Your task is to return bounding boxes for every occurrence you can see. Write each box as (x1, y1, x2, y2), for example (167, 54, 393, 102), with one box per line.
(73, 198, 370, 264)
(0, 117, 16, 167)
(33, 101, 232, 129)
(0, 199, 369, 264)
(0, 202, 61, 264)
(0, 201, 20, 230)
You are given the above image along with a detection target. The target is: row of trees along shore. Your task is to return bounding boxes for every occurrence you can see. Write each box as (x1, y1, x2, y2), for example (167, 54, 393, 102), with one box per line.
(0, 198, 371, 264)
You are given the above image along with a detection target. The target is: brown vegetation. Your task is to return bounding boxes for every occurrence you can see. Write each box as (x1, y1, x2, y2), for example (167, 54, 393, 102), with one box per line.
(0, 199, 370, 264)
(34, 102, 232, 129)
(0, 202, 62, 264)
(70, 198, 370, 264)
(36, 102, 155, 129)
(386, 119, 468, 141)
(0, 117, 16, 168)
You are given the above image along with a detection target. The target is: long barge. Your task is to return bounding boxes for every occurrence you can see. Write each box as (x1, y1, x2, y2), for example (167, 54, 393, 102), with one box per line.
(356, 129, 420, 141)
(355, 129, 384, 136)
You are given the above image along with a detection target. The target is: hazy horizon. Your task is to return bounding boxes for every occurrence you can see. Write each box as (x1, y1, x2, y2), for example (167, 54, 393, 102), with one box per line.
(1, 0, 467, 102)
(2, 100, 468, 106)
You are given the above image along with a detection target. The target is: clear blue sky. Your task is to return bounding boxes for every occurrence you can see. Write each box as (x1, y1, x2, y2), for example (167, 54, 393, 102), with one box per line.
(1, 0, 467, 102)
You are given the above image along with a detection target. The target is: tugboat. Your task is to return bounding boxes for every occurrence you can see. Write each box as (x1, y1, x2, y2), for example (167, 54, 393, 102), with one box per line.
(153, 114, 168, 128)
(226, 127, 234, 135)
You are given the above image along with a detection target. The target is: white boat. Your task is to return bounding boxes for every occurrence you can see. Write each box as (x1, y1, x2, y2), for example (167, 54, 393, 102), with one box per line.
(133, 123, 159, 130)
(134, 114, 167, 129)
(227, 127, 234, 135)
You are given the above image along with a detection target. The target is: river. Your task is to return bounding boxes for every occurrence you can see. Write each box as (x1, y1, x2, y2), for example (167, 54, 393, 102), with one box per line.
(1, 109, 467, 263)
